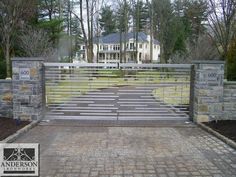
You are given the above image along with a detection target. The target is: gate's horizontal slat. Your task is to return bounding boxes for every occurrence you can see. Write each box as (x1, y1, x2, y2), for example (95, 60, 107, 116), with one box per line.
(117, 110, 169, 113)
(47, 107, 119, 110)
(88, 104, 115, 106)
(80, 113, 117, 116)
(48, 101, 95, 103)
(135, 107, 188, 110)
(119, 104, 148, 107)
(119, 63, 191, 68)
(117, 101, 160, 104)
(46, 103, 77, 106)
(118, 116, 189, 120)
(66, 95, 119, 98)
(51, 110, 113, 113)
(44, 62, 118, 67)
(118, 114, 188, 117)
(135, 105, 188, 110)
(45, 112, 64, 115)
(118, 90, 153, 92)
(118, 99, 155, 101)
(44, 115, 118, 120)
(117, 93, 151, 95)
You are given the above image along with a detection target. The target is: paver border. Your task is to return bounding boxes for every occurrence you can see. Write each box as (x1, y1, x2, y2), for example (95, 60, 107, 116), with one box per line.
(0, 120, 40, 143)
(198, 122, 236, 150)
(39, 119, 197, 128)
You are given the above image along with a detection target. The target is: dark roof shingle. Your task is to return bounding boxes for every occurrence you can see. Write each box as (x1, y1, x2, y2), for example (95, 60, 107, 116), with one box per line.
(95, 32, 160, 45)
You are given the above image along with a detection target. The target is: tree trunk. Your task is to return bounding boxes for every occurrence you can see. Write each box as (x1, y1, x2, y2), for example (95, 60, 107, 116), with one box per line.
(86, 0, 92, 63)
(124, 32, 127, 63)
(135, 0, 140, 63)
(160, 42, 165, 63)
(119, 32, 123, 63)
(149, 0, 153, 63)
(6, 35, 11, 78)
(90, 3, 94, 63)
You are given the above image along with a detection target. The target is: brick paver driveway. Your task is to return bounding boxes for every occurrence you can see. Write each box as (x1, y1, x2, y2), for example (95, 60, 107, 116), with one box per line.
(15, 121, 236, 177)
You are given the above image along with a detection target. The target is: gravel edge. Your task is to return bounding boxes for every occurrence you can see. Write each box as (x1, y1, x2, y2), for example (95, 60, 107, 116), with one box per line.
(0, 120, 39, 143)
(198, 122, 236, 150)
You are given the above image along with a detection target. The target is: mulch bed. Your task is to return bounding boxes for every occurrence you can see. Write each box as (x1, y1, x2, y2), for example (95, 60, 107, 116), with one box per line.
(204, 120, 236, 142)
(0, 117, 30, 141)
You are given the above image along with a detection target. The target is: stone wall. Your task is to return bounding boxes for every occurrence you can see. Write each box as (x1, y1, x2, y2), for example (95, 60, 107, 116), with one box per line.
(223, 81, 236, 120)
(0, 80, 13, 118)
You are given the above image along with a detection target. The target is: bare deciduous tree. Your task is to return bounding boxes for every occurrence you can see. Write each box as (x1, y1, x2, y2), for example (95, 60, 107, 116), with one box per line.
(72, 0, 103, 63)
(170, 35, 220, 64)
(0, 0, 36, 78)
(19, 27, 58, 62)
(207, 0, 236, 59)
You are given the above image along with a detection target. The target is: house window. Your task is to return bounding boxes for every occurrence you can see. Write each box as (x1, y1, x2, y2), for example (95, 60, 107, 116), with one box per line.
(130, 43, 134, 50)
(82, 46, 85, 50)
(103, 45, 108, 50)
(139, 53, 142, 61)
(154, 45, 156, 49)
(139, 44, 142, 48)
(99, 53, 105, 59)
(113, 45, 120, 50)
(145, 44, 147, 49)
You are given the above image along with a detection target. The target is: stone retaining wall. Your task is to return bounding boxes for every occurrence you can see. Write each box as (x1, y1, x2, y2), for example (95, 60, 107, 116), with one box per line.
(223, 81, 236, 120)
(0, 80, 13, 118)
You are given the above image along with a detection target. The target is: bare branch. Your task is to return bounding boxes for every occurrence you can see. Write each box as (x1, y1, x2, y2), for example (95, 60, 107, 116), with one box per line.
(19, 26, 58, 62)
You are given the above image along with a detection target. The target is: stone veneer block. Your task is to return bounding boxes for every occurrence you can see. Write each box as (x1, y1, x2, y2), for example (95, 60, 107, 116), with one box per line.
(12, 58, 44, 121)
(223, 81, 236, 120)
(0, 80, 13, 118)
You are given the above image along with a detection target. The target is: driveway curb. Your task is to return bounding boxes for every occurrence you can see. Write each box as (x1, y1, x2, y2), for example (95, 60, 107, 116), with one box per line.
(0, 120, 39, 143)
(198, 122, 236, 150)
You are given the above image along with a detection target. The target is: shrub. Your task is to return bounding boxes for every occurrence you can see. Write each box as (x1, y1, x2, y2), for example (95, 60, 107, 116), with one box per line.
(227, 39, 236, 81)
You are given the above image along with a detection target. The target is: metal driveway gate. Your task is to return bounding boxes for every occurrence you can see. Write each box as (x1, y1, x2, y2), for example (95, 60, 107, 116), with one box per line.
(44, 63, 191, 120)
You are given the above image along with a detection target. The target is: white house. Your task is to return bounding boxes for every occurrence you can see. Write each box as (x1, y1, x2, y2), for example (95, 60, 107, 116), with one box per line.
(76, 32, 160, 64)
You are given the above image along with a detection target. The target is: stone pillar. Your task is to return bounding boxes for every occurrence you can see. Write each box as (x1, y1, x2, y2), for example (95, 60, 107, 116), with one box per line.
(12, 58, 44, 121)
(192, 61, 224, 123)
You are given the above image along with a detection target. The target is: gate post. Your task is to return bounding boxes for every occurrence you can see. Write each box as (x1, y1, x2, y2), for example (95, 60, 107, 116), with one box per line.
(191, 61, 224, 123)
(12, 57, 44, 121)
(189, 65, 195, 121)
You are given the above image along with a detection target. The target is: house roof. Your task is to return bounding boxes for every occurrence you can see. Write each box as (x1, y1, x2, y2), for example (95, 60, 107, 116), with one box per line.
(94, 32, 160, 45)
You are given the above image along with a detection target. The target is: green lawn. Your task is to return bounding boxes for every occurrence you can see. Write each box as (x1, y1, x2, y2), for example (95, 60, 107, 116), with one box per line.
(152, 85, 190, 105)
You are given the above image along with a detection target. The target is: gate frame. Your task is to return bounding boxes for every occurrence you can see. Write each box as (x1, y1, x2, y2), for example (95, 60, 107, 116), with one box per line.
(43, 62, 192, 120)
